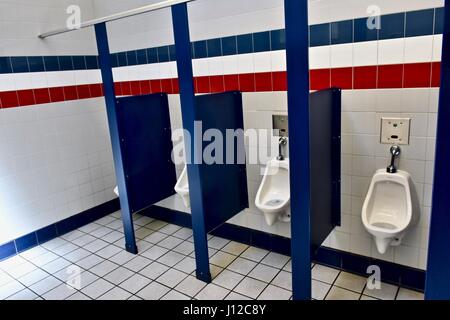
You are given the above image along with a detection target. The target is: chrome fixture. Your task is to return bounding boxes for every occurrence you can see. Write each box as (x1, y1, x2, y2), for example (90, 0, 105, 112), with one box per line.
(277, 137, 288, 161)
(387, 145, 401, 174)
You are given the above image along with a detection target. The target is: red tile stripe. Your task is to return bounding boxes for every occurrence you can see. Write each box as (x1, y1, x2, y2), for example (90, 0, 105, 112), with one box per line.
(0, 62, 441, 109)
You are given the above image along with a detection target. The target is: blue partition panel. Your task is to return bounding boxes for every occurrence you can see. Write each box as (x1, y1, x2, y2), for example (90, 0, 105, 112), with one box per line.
(115, 93, 177, 214)
(195, 91, 249, 232)
(425, 1, 450, 300)
(309, 88, 342, 253)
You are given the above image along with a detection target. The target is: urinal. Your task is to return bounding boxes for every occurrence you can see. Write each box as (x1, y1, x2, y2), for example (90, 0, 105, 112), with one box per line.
(362, 169, 420, 254)
(174, 165, 190, 208)
(255, 158, 290, 226)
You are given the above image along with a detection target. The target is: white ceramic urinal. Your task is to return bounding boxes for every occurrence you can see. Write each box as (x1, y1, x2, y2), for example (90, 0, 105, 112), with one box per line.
(362, 169, 420, 254)
(175, 165, 190, 208)
(255, 158, 291, 226)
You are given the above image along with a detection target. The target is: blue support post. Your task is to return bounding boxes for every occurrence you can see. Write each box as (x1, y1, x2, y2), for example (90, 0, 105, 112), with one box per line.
(171, 3, 212, 282)
(94, 23, 137, 254)
(425, 1, 450, 299)
(284, 0, 311, 300)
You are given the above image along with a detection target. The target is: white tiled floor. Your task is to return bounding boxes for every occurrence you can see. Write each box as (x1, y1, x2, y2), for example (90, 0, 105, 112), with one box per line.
(0, 211, 424, 300)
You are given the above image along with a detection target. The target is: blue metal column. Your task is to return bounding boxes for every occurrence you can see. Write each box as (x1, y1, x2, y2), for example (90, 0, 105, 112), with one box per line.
(94, 23, 138, 254)
(284, 0, 311, 300)
(171, 3, 211, 282)
(425, 1, 450, 299)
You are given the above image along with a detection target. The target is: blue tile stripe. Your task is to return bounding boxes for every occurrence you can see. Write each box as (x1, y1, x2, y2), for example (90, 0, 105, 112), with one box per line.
(0, 198, 120, 261)
(0, 7, 444, 75)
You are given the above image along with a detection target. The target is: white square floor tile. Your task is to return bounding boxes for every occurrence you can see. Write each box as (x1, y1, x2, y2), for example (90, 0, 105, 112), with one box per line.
(225, 292, 251, 300)
(173, 241, 195, 255)
(0, 271, 13, 287)
(213, 270, 245, 290)
(363, 282, 399, 300)
(396, 288, 424, 300)
(156, 269, 188, 288)
(104, 267, 135, 285)
(141, 245, 168, 260)
(137, 281, 170, 300)
(6, 288, 39, 300)
(0, 280, 25, 299)
(72, 234, 96, 247)
(222, 241, 249, 256)
(173, 257, 197, 274)
(210, 251, 237, 268)
(135, 227, 154, 240)
(42, 238, 68, 251)
(77, 255, 104, 270)
(227, 258, 257, 276)
(42, 283, 77, 300)
(109, 250, 136, 265)
(41, 258, 72, 274)
(334, 271, 367, 293)
(158, 236, 184, 250)
(98, 286, 132, 300)
(143, 231, 168, 244)
(312, 280, 331, 300)
(19, 246, 48, 260)
(248, 264, 279, 283)
(0, 256, 28, 271)
(17, 268, 49, 287)
(66, 292, 92, 300)
(84, 239, 109, 253)
(261, 252, 290, 269)
(173, 228, 193, 240)
(208, 237, 231, 250)
(241, 247, 269, 262)
(233, 277, 267, 299)
(102, 231, 123, 243)
(28, 251, 59, 267)
(82, 278, 114, 299)
(51, 243, 78, 256)
(91, 226, 115, 238)
(96, 245, 122, 259)
(159, 224, 182, 235)
(119, 274, 152, 294)
(175, 276, 207, 297)
(77, 271, 99, 289)
(63, 248, 91, 263)
(161, 290, 190, 300)
(312, 265, 340, 284)
(271, 270, 292, 291)
(196, 283, 230, 300)
(90, 260, 119, 277)
(6, 262, 37, 279)
(61, 230, 85, 242)
(146, 220, 168, 231)
(258, 284, 291, 300)
(140, 262, 170, 280)
(157, 251, 185, 267)
(360, 295, 378, 300)
(29, 276, 62, 296)
(325, 286, 360, 300)
(124, 256, 152, 272)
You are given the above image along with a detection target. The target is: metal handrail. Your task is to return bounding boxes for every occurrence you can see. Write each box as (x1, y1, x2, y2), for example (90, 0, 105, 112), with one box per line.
(38, 0, 194, 39)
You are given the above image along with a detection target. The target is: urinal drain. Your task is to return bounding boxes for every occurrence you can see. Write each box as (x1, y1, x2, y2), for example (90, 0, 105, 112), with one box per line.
(265, 199, 283, 206)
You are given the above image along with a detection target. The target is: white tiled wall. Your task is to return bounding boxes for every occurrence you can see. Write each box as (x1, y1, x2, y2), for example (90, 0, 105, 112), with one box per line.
(0, 0, 114, 244)
(0, 0, 97, 56)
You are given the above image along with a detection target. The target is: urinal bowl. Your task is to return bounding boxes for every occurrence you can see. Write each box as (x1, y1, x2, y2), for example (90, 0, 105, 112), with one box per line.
(362, 169, 420, 254)
(255, 159, 291, 226)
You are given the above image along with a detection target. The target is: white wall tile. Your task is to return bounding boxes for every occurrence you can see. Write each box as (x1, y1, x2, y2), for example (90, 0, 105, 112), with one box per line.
(353, 41, 378, 67)
(309, 46, 330, 69)
(378, 39, 405, 65)
(404, 36, 433, 63)
(330, 44, 353, 68)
